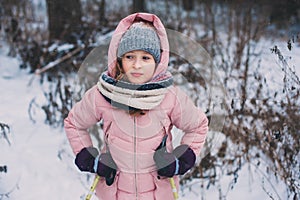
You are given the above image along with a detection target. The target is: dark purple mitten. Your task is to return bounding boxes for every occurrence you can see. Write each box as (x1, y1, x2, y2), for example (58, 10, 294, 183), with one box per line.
(75, 147, 99, 172)
(173, 144, 196, 175)
(153, 148, 176, 177)
(96, 152, 118, 186)
(154, 143, 196, 177)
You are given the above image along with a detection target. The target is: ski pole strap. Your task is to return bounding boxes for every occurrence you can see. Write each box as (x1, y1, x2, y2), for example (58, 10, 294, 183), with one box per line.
(174, 157, 180, 175)
(93, 155, 100, 173)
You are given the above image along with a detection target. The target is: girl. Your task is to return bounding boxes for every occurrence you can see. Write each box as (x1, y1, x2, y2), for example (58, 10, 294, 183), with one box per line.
(64, 13, 208, 200)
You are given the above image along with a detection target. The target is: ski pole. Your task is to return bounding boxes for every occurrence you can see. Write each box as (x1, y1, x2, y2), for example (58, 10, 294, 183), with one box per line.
(85, 175, 100, 200)
(169, 177, 179, 199)
(157, 135, 179, 199)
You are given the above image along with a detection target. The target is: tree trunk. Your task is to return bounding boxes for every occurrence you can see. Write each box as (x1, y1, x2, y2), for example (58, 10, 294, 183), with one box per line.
(46, 0, 82, 43)
(132, 0, 145, 13)
(182, 0, 194, 11)
(98, 0, 107, 26)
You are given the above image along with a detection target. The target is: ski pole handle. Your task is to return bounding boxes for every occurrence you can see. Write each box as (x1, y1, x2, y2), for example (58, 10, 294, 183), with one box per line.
(85, 175, 100, 200)
(169, 177, 179, 199)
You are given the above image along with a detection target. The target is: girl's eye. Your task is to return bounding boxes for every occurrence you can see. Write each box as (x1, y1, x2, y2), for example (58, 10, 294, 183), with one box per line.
(125, 55, 134, 59)
(142, 56, 151, 60)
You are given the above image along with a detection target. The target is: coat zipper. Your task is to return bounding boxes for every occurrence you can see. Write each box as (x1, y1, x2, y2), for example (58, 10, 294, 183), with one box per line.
(133, 116, 138, 199)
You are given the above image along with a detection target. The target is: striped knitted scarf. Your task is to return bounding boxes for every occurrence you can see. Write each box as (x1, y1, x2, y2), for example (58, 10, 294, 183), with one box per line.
(97, 72, 173, 111)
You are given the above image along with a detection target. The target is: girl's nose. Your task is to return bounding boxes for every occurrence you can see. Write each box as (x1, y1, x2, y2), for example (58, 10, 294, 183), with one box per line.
(133, 58, 142, 69)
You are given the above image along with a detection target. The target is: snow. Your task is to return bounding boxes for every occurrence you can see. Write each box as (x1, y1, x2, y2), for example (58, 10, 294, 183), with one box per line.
(0, 44, 88, 200)
(48, 43, 75, 52)
(0, 36, 298, 200)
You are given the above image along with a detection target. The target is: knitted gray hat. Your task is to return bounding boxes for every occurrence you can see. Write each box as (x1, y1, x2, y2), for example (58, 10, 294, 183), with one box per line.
(117, 22, 161, 63)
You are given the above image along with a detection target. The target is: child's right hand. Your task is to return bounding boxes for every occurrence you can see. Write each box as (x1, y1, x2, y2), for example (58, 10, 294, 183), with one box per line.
(96, 152, 118, 186)
(75, 147, 117, 186)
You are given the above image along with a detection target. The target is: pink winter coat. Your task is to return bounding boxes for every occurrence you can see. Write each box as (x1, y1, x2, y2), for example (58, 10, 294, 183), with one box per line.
(64, 13, 208, 200)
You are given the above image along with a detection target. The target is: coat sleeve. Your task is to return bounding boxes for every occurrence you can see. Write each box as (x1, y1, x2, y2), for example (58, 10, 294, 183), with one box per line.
(169, 87, 208, 156)
(64, 86, 102, 154)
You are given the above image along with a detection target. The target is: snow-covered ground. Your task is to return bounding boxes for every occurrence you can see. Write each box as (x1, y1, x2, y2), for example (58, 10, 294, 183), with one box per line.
(0, 37, 298, 200)
(0, 44, 87, 199)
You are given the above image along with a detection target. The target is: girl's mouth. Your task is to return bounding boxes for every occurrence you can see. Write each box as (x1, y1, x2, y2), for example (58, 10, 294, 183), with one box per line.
(131, 72, 143, 77)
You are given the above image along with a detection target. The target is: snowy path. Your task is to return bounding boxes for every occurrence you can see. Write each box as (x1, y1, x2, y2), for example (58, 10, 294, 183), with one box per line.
(0, 46, 87, 200)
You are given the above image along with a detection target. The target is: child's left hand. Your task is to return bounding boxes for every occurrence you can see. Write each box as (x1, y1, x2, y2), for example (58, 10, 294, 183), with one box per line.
(153, 144, 196, 177)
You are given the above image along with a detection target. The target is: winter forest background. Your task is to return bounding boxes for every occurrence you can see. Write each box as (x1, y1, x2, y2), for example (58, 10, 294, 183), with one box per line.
(0, 0, 300, 200)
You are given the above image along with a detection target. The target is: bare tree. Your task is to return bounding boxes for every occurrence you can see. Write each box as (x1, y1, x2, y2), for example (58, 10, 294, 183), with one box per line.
(46, 0, 82, 43)
(132, 0, 145, 13)
(98, 0, 107, 26)
(182, 0, 194, 11)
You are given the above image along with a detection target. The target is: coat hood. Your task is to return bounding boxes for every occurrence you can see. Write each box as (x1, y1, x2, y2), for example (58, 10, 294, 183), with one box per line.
(107, 13, 170, 81)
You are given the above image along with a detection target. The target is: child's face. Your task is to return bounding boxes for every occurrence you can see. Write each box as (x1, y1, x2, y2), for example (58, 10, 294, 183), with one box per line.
(121, 50, 156, 84)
